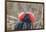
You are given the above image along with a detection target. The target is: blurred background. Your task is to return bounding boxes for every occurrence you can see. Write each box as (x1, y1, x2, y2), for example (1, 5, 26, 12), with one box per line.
(6, 0, 44, 32)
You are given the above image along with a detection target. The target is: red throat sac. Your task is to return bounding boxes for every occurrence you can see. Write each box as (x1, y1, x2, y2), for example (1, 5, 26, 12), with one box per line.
(18, 12, 36, 24)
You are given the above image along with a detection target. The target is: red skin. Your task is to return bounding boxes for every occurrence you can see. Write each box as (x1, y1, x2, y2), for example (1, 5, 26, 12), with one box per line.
(18, 12, 36, 24)
(18, 12, 24, 21)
